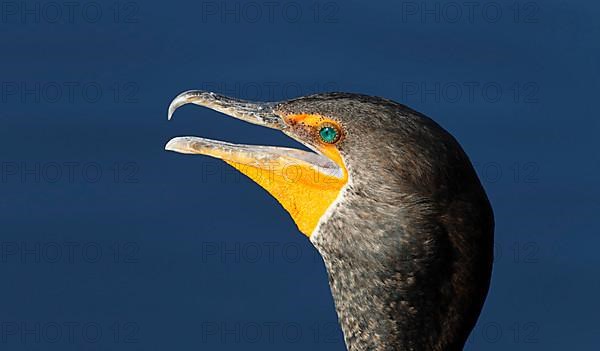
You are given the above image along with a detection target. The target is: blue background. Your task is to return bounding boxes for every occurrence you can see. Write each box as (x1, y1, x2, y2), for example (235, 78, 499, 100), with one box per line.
(1, 0, 598, 349)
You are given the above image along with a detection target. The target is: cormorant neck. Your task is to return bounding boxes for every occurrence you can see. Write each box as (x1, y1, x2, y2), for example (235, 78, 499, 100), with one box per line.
(311, 189, 493, 351)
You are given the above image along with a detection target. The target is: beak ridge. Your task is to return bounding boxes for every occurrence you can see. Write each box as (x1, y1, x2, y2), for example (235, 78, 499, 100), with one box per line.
(167, 90, 287, 130)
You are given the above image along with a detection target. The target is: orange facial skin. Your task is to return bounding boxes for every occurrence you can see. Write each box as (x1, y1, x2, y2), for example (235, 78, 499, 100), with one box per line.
(226, 113, 348, 236)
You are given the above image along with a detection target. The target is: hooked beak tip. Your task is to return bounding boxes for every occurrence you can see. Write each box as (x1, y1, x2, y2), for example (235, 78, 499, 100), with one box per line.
(165, 90, 287, 130)
(168, 91, 196, 120)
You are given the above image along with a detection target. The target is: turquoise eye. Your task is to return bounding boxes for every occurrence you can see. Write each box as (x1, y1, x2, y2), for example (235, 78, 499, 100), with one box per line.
(319, 125, 340, 144)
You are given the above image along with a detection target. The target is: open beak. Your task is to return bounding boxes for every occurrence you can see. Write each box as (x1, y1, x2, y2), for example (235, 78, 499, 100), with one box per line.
(165, 90, 347, 237)
(165, 90, 342, 177)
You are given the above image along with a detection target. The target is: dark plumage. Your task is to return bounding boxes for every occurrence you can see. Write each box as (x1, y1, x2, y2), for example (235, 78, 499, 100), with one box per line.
(277, 93, 494, 350)
(167, 91, 494, 351)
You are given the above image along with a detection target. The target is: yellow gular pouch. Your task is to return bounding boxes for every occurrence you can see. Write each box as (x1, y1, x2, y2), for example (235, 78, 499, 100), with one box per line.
(224, 113, 348, 237)
(223, 144, 346, 237)
(165, 105, 349, 237)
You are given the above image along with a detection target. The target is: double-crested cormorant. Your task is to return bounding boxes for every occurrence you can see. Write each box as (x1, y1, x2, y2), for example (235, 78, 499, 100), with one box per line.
(165, 91, 494, 351)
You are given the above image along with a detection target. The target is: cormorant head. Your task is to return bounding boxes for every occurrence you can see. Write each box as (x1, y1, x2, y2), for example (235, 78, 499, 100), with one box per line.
(166, 91, 494, 350)
(165, 91, 362, 237)
(166, 91, 486, 239)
